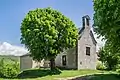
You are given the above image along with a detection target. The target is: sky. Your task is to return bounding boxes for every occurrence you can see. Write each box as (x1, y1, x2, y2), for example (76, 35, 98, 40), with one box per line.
(0, 0, 94, 46)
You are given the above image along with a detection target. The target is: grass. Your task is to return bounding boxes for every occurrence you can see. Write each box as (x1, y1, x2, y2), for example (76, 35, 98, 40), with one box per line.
(0, 68, 119, 80)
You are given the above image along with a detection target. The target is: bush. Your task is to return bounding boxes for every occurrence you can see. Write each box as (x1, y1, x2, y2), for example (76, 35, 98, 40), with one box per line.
(116, 64, 120, 75)
(0, 58, 5, 77)
(114, 64, 120, 70)
(3, 62, 19, 78)
(116, 68, 120, 78)
(96, 61, 106, 70)
(0, 58, 20, 78)
(116, 69, 120, 73)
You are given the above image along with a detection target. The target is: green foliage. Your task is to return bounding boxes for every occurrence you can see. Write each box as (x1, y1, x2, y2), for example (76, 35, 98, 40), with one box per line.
(0, 58, 4, 77)
(96, 61, 106, 70)
(0, 58, 20, 78)
(20, 7, 78, 62)
(93, 0, 120, 52)
(116, 69, 120, 77)
(115, 64, 120, 76)
(98, 42, 120, 70)
(2, 63, 19, 78)
(116, 69, 120, 72)
(114, 64, 120, 70)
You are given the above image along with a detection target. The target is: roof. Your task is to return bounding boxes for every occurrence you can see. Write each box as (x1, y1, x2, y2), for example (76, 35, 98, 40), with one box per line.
(78, 15, 97, 45)
(82, 15, 91, 20)
(90, 30, 97, 45)
(78, 27, 97, 45)
(78, 28, 97, 45)
(78, 26, 85, 35)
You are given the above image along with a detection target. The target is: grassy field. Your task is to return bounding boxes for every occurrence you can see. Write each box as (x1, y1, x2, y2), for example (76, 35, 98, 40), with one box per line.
(0, 69, 119, 80)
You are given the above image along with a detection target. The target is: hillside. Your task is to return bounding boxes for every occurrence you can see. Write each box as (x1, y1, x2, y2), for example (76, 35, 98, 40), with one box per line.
(0, 55, 19, 61)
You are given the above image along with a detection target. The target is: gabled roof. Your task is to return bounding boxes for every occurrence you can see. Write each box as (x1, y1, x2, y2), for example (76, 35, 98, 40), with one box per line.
(78, 27, 85, 35)
(78, 27, 97, 45)
(90, 30, 97, 45)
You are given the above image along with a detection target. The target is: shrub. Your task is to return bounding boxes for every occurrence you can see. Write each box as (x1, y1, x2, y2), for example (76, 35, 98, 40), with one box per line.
(3, 62, 19, 78)
(116, 68, 120, 78)
(0, 58, 20, 78)
(0, 58, 5, 77)
(114, 64, 120, 70)
(116, 69, 120, 73)
(96, 61, 106, 70)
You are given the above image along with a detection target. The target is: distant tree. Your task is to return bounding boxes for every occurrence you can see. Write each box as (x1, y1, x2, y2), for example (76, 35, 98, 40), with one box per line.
(93, 0, 120, 52)
(20, 7, 78, 70)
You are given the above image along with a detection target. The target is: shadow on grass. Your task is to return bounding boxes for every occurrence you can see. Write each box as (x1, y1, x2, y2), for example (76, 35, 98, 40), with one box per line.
(71, 73, 120, 80)
(17, 68, 61, 79)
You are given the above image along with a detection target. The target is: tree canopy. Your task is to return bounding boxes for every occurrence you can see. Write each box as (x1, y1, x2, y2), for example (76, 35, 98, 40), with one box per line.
(93, 0, 120, 52)
(98, 41, 120, 70)
(20, 7, 78, 69)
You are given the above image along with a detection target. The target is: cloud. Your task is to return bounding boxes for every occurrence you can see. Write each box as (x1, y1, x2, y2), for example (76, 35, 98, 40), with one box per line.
(0, 42, 28, 56)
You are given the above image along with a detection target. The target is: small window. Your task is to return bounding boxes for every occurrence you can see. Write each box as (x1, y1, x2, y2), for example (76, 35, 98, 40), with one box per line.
(62, 55, 66, 66)
(86, 47, 90, 56)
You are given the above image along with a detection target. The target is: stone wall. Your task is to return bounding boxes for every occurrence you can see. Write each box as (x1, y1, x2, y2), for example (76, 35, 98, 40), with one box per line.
(55, 48, 77, 69)
(77, 25, 97, 70)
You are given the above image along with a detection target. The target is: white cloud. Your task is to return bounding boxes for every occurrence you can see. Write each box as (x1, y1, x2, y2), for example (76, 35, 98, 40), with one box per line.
(0, 42, 28, 56)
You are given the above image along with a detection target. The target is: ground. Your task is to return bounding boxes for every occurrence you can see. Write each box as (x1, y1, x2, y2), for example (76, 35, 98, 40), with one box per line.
(0, 69, 119, 80)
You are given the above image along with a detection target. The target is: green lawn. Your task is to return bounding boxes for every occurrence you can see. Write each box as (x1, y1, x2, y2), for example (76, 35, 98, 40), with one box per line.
(0, 69, 119, 80)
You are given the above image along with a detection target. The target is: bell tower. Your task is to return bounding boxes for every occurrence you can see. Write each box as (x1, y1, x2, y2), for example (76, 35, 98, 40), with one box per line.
(82, 15, 90, 27)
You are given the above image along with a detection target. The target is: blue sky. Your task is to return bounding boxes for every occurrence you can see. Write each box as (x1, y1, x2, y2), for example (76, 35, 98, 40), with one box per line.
(0, 0, 93, 46)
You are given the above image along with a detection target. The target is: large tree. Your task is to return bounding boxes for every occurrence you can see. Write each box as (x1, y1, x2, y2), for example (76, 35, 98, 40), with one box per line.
(93, 0, 120, 52)
(20, 7, 78, 70)
(98, 41, 120, 70)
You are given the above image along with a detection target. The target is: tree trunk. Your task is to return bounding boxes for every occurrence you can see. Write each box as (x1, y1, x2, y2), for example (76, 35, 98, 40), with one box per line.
(50, 58, 55, 70)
